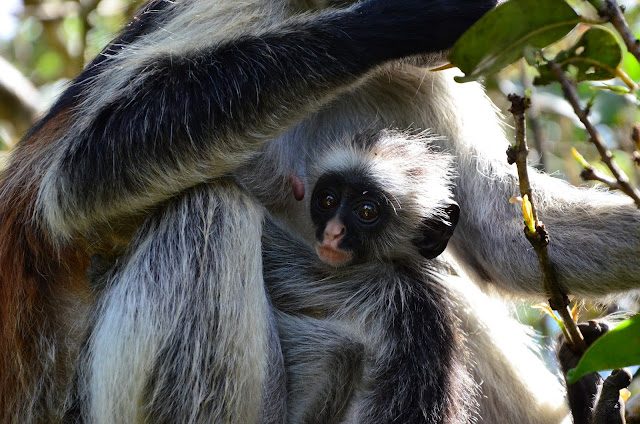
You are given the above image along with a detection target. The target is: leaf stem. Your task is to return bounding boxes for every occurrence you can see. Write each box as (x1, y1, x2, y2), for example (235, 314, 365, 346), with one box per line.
(615, 68, 638, 92)
(578, 16, 609, 26)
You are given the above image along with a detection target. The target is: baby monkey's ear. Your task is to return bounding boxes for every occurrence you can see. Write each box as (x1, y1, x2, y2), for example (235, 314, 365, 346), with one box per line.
(413, 204, 460, 259)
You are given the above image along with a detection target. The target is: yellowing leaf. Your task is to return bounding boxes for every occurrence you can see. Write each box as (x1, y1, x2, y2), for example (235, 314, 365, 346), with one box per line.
(522, 194, 536, 235)
(532, 303, 563, 326)
(430, 63, 456, 72)
(571, 147, 591, 169)
(621, 388, 631, 403)
(570, 303, 580, 323)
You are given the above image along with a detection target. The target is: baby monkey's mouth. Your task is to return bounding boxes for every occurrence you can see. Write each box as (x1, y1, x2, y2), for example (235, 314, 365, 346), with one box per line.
(316, 244, 353, 267)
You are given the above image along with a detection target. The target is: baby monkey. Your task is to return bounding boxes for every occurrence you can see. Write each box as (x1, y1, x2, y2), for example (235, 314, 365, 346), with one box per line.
(264, 130, 476, 424)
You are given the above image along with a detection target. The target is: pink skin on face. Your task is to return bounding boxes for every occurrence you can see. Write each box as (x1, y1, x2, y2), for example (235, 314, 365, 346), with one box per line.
(316, 218, 353, 267)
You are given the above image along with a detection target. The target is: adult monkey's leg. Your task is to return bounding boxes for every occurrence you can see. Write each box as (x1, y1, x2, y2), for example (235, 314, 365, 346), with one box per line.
(76, 181, 284, 423)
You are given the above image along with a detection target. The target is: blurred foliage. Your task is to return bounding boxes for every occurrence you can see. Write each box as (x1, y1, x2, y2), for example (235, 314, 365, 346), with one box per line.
(0, 0, 143, 150)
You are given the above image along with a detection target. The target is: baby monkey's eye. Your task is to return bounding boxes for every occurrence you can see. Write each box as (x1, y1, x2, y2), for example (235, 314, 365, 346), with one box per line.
(355, 203, 378, 223)
(318, 191, 338, 210)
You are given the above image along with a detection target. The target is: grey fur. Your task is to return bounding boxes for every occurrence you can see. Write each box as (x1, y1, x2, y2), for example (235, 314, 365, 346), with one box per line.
(276, 313, 365, 424)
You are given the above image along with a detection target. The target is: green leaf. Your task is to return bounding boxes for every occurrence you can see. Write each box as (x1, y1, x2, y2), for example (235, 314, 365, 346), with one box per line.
(449, 0, 580, 82)
(566, 315, 640, 384)
(535, 27, 623, 86)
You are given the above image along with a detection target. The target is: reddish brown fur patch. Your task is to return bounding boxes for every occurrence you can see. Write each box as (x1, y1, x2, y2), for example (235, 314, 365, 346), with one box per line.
(0, 109, 92, 420)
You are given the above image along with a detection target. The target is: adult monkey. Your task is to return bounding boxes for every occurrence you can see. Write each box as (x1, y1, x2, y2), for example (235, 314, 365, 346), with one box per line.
(1, 0, 640, 421)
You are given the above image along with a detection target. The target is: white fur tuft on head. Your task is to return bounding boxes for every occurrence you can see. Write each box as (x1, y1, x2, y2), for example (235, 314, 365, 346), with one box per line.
(311, 129, 456, 224)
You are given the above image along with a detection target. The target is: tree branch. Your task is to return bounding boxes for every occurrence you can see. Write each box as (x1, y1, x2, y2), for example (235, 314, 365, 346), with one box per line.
(600, 0, 640, 65)
(580, 167, 623, 190)
(507, 94, 586, 353)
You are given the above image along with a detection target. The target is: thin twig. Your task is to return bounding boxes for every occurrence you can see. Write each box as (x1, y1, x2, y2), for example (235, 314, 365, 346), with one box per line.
(548, 60, 640, 209)
(507, 96, 536, 219)
(580, 167, 623, 189)
(507, 94, 586, 353)
(520, 61, 547, 171)
(631, 125, 640, 174)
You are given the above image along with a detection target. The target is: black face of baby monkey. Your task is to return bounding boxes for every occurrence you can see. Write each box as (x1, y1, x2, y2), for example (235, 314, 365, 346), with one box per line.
(310, 171, 459, 267)
(311, 172, 390, 266)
